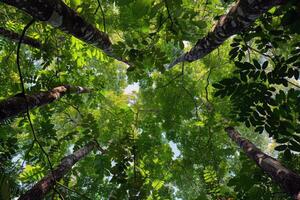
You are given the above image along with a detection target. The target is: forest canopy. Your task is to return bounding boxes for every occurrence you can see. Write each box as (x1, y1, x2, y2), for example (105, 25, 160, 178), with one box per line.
(0, 0, 300, 199)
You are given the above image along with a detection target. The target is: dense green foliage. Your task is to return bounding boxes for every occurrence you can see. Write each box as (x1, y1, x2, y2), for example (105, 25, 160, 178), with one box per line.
(0, 0, 299, 199)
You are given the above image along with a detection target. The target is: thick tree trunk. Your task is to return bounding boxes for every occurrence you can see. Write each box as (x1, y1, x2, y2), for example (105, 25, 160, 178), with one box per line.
(225, 127, 300, 200)
(167, 0, 286, 69)
(0, 27, 41, 48)
(1, 0, 128, 65)
(0, 85, 90, 122)
(18, 142, 96, 200)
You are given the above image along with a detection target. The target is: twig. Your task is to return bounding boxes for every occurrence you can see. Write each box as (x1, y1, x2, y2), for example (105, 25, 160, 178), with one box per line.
(181, 63, 200, 119)
(241, 35, 251, 61)
(20, 141, 35, 170)
(247, 45, 275, 62)
(93, 139, 107, 154)
(56, 182, 92, 200)
(63, 112, 77, 124)
(53, 187, 65, 200)
(200, 0, 209, 20)
(60, 100, 83, 118)
(205, 68, 212, 103)
(155, 73, 183, 90)
(163, 0, 174, 28)
(204, 48, 219, 105)
(94, 0, 106, 33)
(149, 13, 168, 39)
(288, 80, 300, 89)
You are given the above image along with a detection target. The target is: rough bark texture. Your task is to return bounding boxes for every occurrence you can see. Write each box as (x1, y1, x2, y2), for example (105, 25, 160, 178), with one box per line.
(168, 0, 286, 69)
(0, 85, 90, 122)
(226, 127, 300, 200)
(2, 0, 128, 64)
(0, 27, 41, 48)
(18, 142, 96, 200)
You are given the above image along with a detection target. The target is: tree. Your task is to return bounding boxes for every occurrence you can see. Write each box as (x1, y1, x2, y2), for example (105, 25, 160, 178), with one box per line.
(0, 0, 299, 199)
(167, 0, 286, 69)
(2, 0, 129, 65)
(226, 127, 300, 200)
(19, 141, 98, 200)
(0, 85, 90, 122)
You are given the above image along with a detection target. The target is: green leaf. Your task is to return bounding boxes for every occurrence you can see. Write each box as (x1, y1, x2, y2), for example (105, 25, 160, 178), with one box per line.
(286, 56, 298, 64)
(290, 140, 300, 152)
(253, 59, 261, 69)
(152, 180, 164, 190)
(275, 145, 287, 151)
(276, 138, 289, 144)
(262, 61, 268, 69)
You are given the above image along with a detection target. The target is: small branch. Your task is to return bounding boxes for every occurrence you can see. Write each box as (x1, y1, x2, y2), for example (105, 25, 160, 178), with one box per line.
(241, 35, 251, 61)
(205, 68, 212, 103)
(155, 73, 183, 90)
(0, 27, 41, 48)
(288, 80, 300, 89)
(60, 100, 83, 118)
(149, 13, 168, 39)
(247, 45, 274, 61)
(20, 141, 35, 170)
(56, 182, 92, 200)
(200, 0, 209, 20)
(181, 63, 200, 119)
(53, 187, 65, 200)
(93, 139, 107, 154)
(94, 0, 106, 33)
(163, 0, 174, 28)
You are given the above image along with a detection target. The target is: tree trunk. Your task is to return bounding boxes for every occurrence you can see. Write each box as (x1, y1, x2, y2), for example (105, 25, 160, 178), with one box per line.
(167, 0, 285, 69)
(0, 85, 90, 122)
(2, 0, 129, 65)
(225, 127, 300, 200)
(0, 27, 41, 48)
(18, 142, 96, 200)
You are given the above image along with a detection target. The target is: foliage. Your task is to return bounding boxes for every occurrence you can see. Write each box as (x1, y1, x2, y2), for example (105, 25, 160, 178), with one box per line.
(213, 1, 300, 156)
(0, 0, 299, 199)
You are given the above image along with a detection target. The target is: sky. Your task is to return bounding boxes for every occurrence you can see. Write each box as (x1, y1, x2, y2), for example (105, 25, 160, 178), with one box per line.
(124, 82, 139, 94)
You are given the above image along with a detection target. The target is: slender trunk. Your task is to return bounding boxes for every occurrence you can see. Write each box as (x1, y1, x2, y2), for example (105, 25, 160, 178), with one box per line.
(0, 27, 41, 48)
(168, 0, 285, 69)
(2, 0, 129, 65)
(0, 85, 91, 122)
(18, 142, 96, 200)
(225, 127, 300, 200)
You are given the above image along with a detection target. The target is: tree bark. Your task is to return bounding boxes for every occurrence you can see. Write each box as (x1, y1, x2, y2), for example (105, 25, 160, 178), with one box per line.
(18, 142, 96, 200)
(0, 27, 41, 48)
(1, 0, 129, 65)
(167, 0, 286, 69)
(225, 127, 300, 200)
(0, 85, 91, 122)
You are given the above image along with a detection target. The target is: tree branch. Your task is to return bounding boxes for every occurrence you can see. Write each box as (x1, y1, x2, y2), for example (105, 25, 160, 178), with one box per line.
(19, 142, 97, 200)
(167, 0, 286, 69)
(0, 85, 91, 122)
(0, 27, 41, 48)
(2, 0, 130, 66)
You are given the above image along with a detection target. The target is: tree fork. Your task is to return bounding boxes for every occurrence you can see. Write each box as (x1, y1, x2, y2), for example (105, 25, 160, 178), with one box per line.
(18, 141, 97, 200)
(0, 85, 91, 122)
(1, 0, 129, 65)
(0, 27, 41, 48)
(225, 127, 300, 200)
(167, 0, 286, 69)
